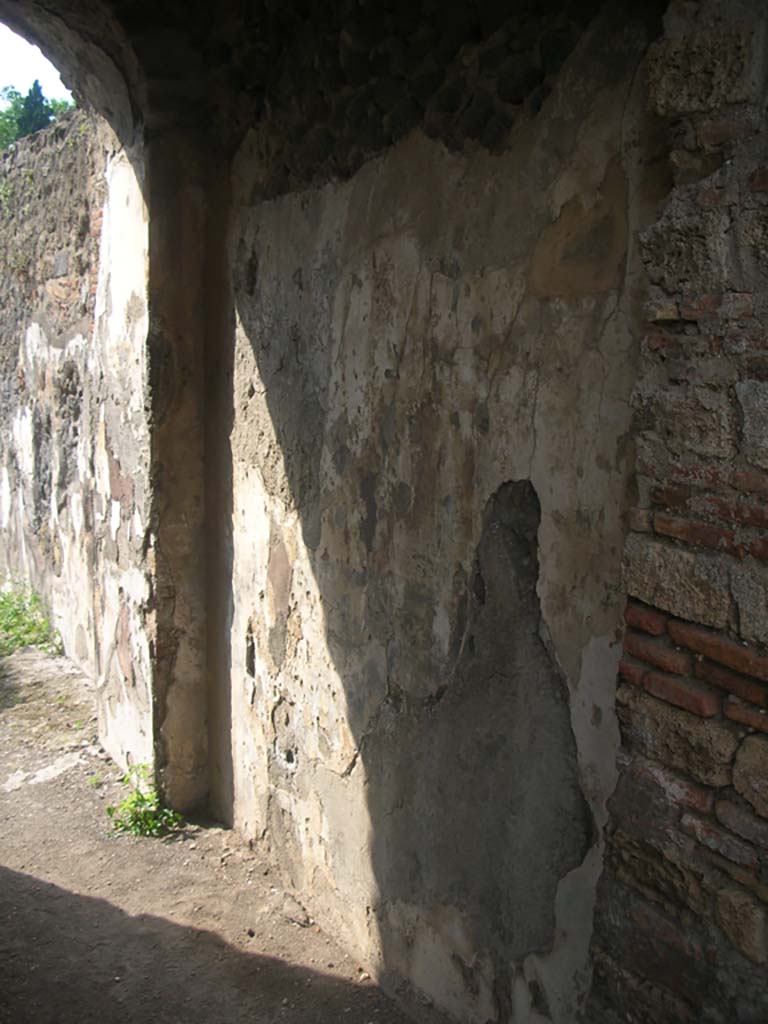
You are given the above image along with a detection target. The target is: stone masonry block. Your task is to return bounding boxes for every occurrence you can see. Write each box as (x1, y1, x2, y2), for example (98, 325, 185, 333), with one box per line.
(681, 813, 757, 867)
(716, 797, 768, 850)
(642, 213, 734, 297)
(648, 32, 752, 116)
(733, 736, 768, 819)
(716, 887, 767, 965)
(650, 386, 736, 460)
(617, 683, 740, 786)
(636, 757, 714, 815)
(736, 380, 768, 471)
(623, 535, 730, 629)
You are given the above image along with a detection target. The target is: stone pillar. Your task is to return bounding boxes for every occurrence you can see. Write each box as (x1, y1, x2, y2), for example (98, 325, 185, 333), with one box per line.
(146, 130, 209, 811)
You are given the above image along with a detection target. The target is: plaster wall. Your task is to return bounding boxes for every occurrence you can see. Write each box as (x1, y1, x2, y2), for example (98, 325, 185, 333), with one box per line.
(0, 113, 153, 770)
(221, 13, 662, 1020)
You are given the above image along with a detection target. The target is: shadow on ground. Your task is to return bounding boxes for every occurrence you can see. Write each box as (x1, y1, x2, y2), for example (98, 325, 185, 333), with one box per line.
(0, 865, 401, 1024)
(0, 660, 25, 709)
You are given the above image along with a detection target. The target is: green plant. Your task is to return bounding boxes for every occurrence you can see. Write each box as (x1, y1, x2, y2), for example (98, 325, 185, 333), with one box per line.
(87, 773, 103, 788)
(106, 763, 184, 838)
(0, 81, 75, 152)
(0, 588, 62, 656)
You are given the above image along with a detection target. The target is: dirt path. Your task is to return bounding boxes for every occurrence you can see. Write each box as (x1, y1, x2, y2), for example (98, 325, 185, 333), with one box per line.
(0, 650, 411, 1024)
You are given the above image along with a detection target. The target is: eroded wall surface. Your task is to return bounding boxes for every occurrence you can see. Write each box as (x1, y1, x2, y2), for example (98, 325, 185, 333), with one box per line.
(0, 111, 153, 770)
(222, 7, 663, 1019)
(4, 1, 768, 1020)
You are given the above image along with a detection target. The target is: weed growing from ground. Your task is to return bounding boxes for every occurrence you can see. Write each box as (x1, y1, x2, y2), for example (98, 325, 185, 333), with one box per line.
(0, 588, 62, 656)
(107, 763, 184, 838)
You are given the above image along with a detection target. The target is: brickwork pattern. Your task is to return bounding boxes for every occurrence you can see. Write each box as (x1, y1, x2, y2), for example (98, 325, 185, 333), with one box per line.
(590, 4, 768, 1021)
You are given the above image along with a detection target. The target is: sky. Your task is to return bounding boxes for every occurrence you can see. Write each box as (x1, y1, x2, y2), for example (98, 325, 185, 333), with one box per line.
(0, 23, 72, 103)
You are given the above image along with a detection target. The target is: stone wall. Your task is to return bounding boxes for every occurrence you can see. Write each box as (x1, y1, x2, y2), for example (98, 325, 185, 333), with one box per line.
(0, 110, 152, 771)
(2, 1, 768, 1021)
(589, 2, 768, 1021)
(238, 0, 602, 198)
(219, 5, 665, 1020)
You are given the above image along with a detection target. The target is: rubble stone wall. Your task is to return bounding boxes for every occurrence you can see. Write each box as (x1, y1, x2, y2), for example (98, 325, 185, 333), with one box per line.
(589, 2, 768, 1021)
(0, 111, 153, 771)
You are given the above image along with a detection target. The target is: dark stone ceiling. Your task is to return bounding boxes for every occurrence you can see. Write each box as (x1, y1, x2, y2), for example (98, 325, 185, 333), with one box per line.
(0, 0, 601, 157)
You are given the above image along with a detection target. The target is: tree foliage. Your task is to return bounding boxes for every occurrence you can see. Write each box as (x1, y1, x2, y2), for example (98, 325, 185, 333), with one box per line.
(17, 79, 51, 137)
(0, 86, 23, 150)
(0, 80, 74, 151)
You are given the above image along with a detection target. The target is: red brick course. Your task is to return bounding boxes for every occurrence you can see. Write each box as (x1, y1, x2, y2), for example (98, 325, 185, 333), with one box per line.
(732, 467, 768, 497)
(653, 513, 743, 557)
(601, 14, 768, 1005)
(697, 495, 768, 530)
(679, 294, 720, 320)
(694, 660, 768, 707)
(619, 657, 647, 687)
(651, 484, 691, 510)
(724, 701, 768, 733)
(667, 621, 768, 682)
(643, 671, 721, 718)
(624, 631, 691, 676)
(625, 601, 669, 636)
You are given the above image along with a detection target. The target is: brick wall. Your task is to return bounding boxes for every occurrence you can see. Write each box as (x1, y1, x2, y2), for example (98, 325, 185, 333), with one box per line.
(589, 3, 768, 1020)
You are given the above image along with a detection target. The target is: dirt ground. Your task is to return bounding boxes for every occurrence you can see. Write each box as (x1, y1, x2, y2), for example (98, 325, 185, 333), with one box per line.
(0, 649, 412, 1024)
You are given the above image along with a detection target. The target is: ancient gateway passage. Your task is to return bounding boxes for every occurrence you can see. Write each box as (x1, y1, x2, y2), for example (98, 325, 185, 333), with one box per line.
(0, 1, 767, 1021)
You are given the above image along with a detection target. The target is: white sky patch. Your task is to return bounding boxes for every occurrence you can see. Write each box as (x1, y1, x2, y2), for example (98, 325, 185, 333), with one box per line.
(0, 23, 71, 102)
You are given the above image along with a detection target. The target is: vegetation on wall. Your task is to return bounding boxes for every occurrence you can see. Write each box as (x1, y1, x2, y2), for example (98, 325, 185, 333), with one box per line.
(107, 764, 185, 838)
(0, 587, 62, 656)
(0, 80, 73, 151)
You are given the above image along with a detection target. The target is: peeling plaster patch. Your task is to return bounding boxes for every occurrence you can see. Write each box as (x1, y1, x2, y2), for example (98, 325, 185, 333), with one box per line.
(12, 408, 34, 479)
(570, 634, 622, 817)
(526, 844, 604, 1024)
(110, 499, 122, 540)
(69, 492, 84, 539)
(93, 416, 112, 500)
(23, 320, 44, 372)
(358, 481, 593, 1022)
(119, 567, 151, 607)
(0, 467, 10, 529)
